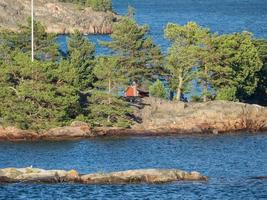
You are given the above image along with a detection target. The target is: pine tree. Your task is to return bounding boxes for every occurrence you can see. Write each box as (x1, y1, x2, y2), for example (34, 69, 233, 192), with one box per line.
(196, 31, 221, 102)
(68, 30, 96, 91)
(89, 56, 133, 127)
(164, 22, 200, 101)
(101, 17, 162, 85)
(214, 32, 262, 101)
(0, 52, 80, 130)
(245, 39, 267, 105)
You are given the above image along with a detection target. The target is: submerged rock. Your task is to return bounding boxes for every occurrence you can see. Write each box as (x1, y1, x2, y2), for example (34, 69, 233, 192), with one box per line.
(251, 176, 267, 180)
(0, 168, 207, 184)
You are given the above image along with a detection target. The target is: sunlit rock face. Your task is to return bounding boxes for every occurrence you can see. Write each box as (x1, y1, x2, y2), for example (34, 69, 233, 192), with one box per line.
(0, 0, 119, 34)
(130, 98, 267, 135)
(0, 168, 208, 184)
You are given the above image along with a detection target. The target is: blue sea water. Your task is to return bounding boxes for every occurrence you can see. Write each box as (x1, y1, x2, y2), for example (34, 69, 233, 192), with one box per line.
(1, 1, 267, 199)
(0, 134, 267, 199)
(58, 0, 267, 54)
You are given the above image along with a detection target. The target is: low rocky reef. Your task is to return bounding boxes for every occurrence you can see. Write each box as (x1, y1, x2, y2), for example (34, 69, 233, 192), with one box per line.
(0, 168, 207, 184)
(0, 0, 119, 34)
(0, 100, 267, 141)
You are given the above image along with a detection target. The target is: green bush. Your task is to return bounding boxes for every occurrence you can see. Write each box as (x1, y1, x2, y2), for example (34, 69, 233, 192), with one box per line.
(149, 79, 168, 99)
(216, 87, 237, 101)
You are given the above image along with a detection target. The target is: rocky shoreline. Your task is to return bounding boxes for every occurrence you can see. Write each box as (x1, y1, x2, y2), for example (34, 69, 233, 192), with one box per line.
(0, 167, 207, 184)
(0, 0, 119, 35)
(0, 100, 267, 141)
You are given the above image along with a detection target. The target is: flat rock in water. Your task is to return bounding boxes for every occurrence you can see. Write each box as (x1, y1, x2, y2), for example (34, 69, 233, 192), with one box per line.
(80, 169, 208, 184)
(0, 168, 207, 184)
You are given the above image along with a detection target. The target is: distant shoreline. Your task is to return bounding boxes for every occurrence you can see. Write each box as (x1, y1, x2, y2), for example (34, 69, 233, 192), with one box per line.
(0, 0, 119, 35)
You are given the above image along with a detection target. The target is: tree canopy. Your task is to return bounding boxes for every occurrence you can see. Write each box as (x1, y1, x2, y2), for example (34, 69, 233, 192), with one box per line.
(0, 18, 266, 131)
(101, 17, 162, 85)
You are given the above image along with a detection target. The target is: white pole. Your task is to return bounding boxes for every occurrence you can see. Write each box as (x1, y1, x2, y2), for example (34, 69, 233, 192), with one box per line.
(31, 0, 34, 62)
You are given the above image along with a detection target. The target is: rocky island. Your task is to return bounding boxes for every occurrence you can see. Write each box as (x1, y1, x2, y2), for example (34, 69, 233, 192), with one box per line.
(0, 0, 119, 34)
(0, 99, 267, 141)
(0, 167, 207, 184)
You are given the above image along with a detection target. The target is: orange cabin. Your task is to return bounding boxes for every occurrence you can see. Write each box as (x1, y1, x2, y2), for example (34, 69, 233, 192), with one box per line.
(125, 86, 138, 97)
(124, 85, 149, 98)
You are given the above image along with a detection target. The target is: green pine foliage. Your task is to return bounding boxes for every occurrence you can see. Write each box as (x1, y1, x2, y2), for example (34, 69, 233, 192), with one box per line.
(215, 87, 237, 101)
(90, 56, 133, 127)
(164, 22, 263, 102)
(164, 22, 201, 101)
(248, 39, 267, 105)
(101, 17, 162, 85)
(214, 32, 262, 101)
(0, 52, 79, 130)
(67, 30, 96, 91)
(149, 79, 168, 99)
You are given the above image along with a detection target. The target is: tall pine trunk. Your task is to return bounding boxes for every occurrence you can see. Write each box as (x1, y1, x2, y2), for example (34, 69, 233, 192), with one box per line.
(176, 76, 183, 101)
(107, 78, 111, 122)
(203, 65, 208, 102)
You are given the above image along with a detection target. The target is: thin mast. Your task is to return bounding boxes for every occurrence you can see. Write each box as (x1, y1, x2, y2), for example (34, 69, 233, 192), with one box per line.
(31, 0, 34, 62)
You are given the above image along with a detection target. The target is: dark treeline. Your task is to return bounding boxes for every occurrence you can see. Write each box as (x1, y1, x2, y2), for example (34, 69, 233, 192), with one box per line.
(0, 17, 266, 130)
(58, 0, 112, 12)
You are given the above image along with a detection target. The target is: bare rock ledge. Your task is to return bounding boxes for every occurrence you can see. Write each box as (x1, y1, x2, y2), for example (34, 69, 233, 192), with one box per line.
(0, 168, 207, 184)
(0, 0, 119, 34)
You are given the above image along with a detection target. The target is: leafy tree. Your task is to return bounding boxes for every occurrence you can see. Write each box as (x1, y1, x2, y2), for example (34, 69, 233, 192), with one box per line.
(90, 56, 133, 127)
(101, 17, 162, 85)
(149, 79, 168, 99)
(164, 22, 200, 101)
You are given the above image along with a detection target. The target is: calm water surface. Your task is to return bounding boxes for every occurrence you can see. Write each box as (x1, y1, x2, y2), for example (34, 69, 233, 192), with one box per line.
(1, 0, 267, 199)
(58, 0, 267, 54)
(0, 134, 267, 199)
